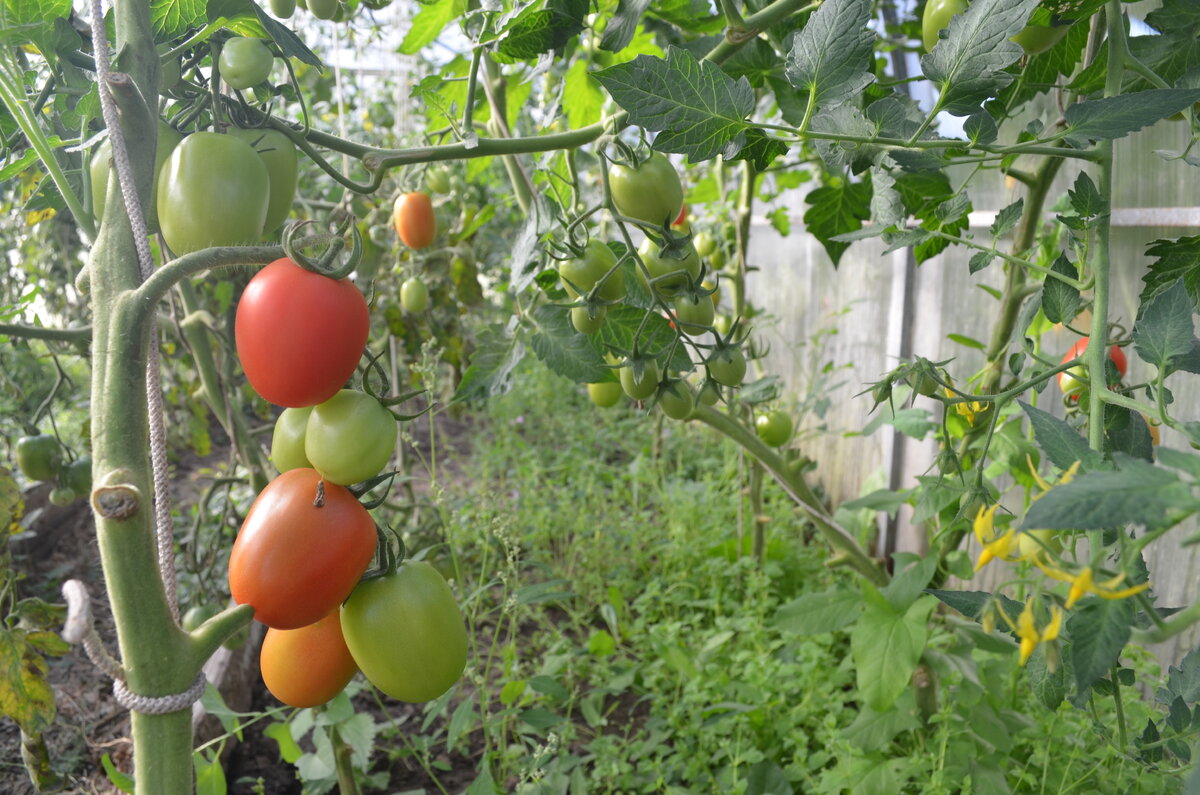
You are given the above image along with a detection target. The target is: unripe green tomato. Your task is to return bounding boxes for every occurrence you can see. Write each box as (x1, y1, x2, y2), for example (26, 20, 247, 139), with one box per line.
(401, 277, 430, 313)
(697, 381, 720, 406)
(708, 346, 746, 387)
(709, 248, 726, 269)
(588, 381, 623, 408)
(608, 151, 683, 227)
(1010, 22, 1070, 55)
(637, 239, 701, 299)
(49, 486, 76, 507)
(571, 305, 606, 334)
(1017, 529, 1062, 562)
(182, 604, 221, 632)
(63, 455, 92, 496)
(270, 0, 296, 17)
(15, 435, 62, 482)
(713, 314, 732, 337)
(425, 167, 451, 195)
(755, 410, 793, 447)
(921, 0, 968, 51)
(219, 37, 274, 91)
(91, 120, 183, 234)
(559, 240, 623, 301)
(620, 358, 661, 400)
(693, 230, 717, 258)
(271, 406, 313, 473)
(227, 128, 298, 235)
(674, 293, 715, 336)
(658, 381, 694, 421)
(309, 0, 337, 19)
(912, 370, 940, 397)
(306, 390, 398, 486)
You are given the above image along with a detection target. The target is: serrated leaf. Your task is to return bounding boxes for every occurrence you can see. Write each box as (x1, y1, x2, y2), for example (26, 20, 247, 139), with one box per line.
(530, 304, 611, 383)
(775, 589, 863, 635)
(964, 111, 998, 145)
(1063, 89, 1200, 146)
(0, 627, 55, 736)
(453, 325, 526, 403)
(1141, 236, 1200, 311)
(803, 180, 871, 266)
(870, 165, 904, 229)
(990, 199, 1023, 239)
(156, 0, 206, 36)
(841, 695, 921, 751)
(728, 127, 789, 170)
(926, 589, 1025, 626)
(590, 305, 692, 373)
(921, 0, 1040, 116)
(400, 0, 462, 56)
(1025, 647, 1066, 711)
(1133, 280, 1196, 371)
(851, 596, 935, 711)
(969, 251, 994, 274)
(1019, 401, 1104, 472)
(1067, 171, 1106, 218)
(1167, 645, 1200, 704)
(593, 45, 756, 162)
(783, 0, 874, 111)
(495, 0, 588, 62)
(1020, 456, 1191, 531)
(1042, 254, 1080, 324)
(599, 0, 650, 53)
(1068, 597, 1134, 693)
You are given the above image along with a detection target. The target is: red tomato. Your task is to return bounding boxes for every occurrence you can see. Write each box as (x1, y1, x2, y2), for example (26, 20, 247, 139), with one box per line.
(673, 203, 688, 228)
(393, 192, 436, 249)
(235, 258, 369, 408)
(228, 468, 377, 629)
(260, 610, 358, 707)
(1057, 338, 1127, 398)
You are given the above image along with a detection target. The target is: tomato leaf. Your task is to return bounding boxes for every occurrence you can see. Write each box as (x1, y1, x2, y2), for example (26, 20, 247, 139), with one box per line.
(851, 595, 935, 712)
(921, 0, 1039, 116)
(802, 180, 871, 266)
(1067, 596, 1135, 693)
(774, 589, 863, 635)
(1020, 455, 1191, 532)
(193, 750, 227, 795)
(1041, 253, 1080, 324)
(529, 304, 612, 383)
(493, 0, 588, 63)
(264, 721, 303, 763)
(1024, 646, 1067, 711)
(841, 693, 921, 752)
(400, 0, 463, 56)
(1019, 401, 1103, 472)
(1133, 280, 1197, 372)
(1063, 89, 1200, 147)
(1140, 235, 1200, 315)
(599, 0, 651, 53)
(783, 0, 874, 113)
(0, 627, 55, 735)
(453, 324, 527, 403)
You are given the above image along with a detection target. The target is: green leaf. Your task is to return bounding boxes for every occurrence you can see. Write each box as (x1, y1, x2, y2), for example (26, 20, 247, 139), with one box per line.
(841, 693, 921, 751)
(0, 627, 55, 735)
(1041, 254, 1080, 324)
(1067, 596, 1135, 693)
(1140, 235, 1200, 312)
(564, 59, 606, 130)
(1103, 406, 1154, 462)
(251, 3, 321, 67)
(920, 0, 1040, 116)
(803, 180, 871, 266)
(881, 553, 938, 611)
(529, 304, 611, 383)
(1063, 89, 1200, 146)
(851, 595, 935, 712)
(969, 251, 995, 274)
(453, 325, 526, 403)
(774, 589, 863, 635)
(465, 763, 498, 795)
(926, 589, 1025, 627)
(264, 721, 303, 763)
(990, 199, 1023, 239)
(729, 127, 790, 171)
(1020, 455, 1192, 531)
(0, 0, 73, 47)
(446, 698, 475, 752)
(1019, 400, 1103, 472)
(401, 0, 463, 55)
(743, 760, 791, 795)
(494, 0, 588, 62)
(1025, 647, 1066, 711)
(101, 753, 135, 793)
(1166, 645, 1200, 704)
(783, 0, 874, 112)
(1067, 171, 1106, 218)
(1133, 280, 1197, 372)
(156, 0, 207, 37)
(841, 487, 913, 517)
(947, 333, 985, 351)
(593, 45, 757, 163)
(591, 305, 693, 373)
(194, 750, 227, 795)
(599, 0, 650, 53)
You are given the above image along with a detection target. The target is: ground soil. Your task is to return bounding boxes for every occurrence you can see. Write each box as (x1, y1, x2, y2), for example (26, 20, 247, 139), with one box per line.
(0, 408, 480, 794)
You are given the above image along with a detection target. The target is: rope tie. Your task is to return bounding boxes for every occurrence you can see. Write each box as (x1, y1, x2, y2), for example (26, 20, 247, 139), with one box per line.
(62, 580, 207, 714)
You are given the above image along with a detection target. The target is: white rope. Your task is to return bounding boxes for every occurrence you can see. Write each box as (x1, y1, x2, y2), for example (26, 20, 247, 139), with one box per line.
(87, 0, 179, 621)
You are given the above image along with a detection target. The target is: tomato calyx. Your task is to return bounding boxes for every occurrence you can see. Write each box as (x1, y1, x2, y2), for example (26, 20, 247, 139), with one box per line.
(281, 216, 363, 280)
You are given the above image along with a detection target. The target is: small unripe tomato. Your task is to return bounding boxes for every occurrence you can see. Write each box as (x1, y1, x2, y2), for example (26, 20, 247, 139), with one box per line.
(620, 358, 661, 400)
(401, 277, 430, 313)
(425, 167, 451, 195)
(1057, 338, 1127, 399)
(587, 381, 623, 408)
(1017, 529, 1062, 563)
(657, 381, 694, 421)
(571, 305, 606, 334)
(755, 410, 793, 447)
(219, 38, 274, 91)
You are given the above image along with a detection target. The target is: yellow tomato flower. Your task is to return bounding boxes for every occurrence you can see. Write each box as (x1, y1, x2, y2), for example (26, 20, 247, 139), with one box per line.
(1016, 600, 1063, 666)
(946, 387, 990, 424)
(1038, 564, 1151, 609)
(973, 504, 1019, 571)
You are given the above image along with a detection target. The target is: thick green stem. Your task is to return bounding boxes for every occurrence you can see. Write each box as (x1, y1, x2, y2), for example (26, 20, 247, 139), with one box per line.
(691, 404, 888, 585)
(0, 323, 91, 343)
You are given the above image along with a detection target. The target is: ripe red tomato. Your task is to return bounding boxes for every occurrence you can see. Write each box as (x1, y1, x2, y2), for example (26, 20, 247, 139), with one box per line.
(228, 468, 377, 629)
(235, 258, 369, 408)
(1057, 338, 1127, 398)
(260, 610, 358, 707)
(393, 192, 436, 249)
(340, 561, 468, 702)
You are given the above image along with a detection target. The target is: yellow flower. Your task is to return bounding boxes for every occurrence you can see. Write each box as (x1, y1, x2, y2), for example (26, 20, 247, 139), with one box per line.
(1038, 564, 1151, 609)
(1016, 600, 1063, 666)
(973, 504, 1019, 571)
(946, 387, 990, 424)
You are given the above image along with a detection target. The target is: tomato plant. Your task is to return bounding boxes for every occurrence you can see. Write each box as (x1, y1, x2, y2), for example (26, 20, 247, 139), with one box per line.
(1010, 22, 1071, 55)
(620, 357, 661, 400)
(609, 152, 683, 227)
(305, 390, 397, 486)
(90, 120, 182, 233)
(1057, 338, 1127, 399)
(587, 381, 623, 408)
(156, 132, 270, 254)
(260, 610, 358, 708)
(270, 406, 313, 473)
(393, 192, 436, 249)
(227, 127, 298, 233)
(340, 560, 468, 703)
(755, 410, 793, 447)
(708, 345, 747, 387)
(15, 435, 62, 482)
(400, 276, 430, 313)
(235, 257, 370, 408)
(229, 468, 377, 629)
(559, 239, 624, 301)
(693, 230, 716, 258)
(218, 37, 274, 90)
(637, 239, 701, 298)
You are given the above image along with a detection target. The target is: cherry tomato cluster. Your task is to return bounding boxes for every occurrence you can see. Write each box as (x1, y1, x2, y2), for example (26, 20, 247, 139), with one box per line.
(228, 256, 467, 707)
(13, 433, 91, 506)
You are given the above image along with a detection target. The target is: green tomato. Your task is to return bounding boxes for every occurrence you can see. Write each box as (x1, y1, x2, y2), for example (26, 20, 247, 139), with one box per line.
(559, 240, 624, 302)
(309, 0, 338, 19)
(693, 230, 717, 258)
(637, 239, 701, 299)
(674, 292, 714, 336)
(755, 410, 793, 447)
(708, 345, 746, 387)
(219, 38, 275, 91)
(271, 406, 313, 473)
(697, 380, 720, 406)
(182, 604, 220, 632)
(16, 435, 62, 482)
(62, 455, 92, 496)
(157, 132, 269, 255)
(269, 0, 296, 17)
(921, 0, 968, 51)
(571, 305, 606, 334)
(401, 277, 430, 313)
(227, 128, 298, 234)
(48, 486, 76, 507)
(1017, 529, 1062, 562)
(1011, 22, 1070, 55)
(340, 561, 468, 703)
(587, 381, 623, 408)
(91, 119, 183, 234)
(657, 381, 694, 421)
(709, 248, 726, 269)
(305, 390, 398, 486)
(425, 167, 451, 195)
(620, 357, 661, 401)
(713, 314, 732, 337)
(608, 152, 684, 227)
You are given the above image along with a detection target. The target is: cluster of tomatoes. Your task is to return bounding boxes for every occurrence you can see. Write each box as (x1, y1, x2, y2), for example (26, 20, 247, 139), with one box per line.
(227, 256, 466, 708)
(13, 433, 91, 507)
(392, 186, 439, 312)
(266, 0, 390, 22)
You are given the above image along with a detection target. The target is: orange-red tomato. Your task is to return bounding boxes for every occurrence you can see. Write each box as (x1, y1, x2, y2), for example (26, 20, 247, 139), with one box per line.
(260, 610, 358, 707)
(393, 192, 436, 249)
(229, 468, 377, 629)
(1057, 338, 1127, 398)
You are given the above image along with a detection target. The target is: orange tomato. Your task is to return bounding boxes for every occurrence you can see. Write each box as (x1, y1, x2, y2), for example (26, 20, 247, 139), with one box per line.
(393, 192, 436, 249)
(260, 611, 358, 707)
